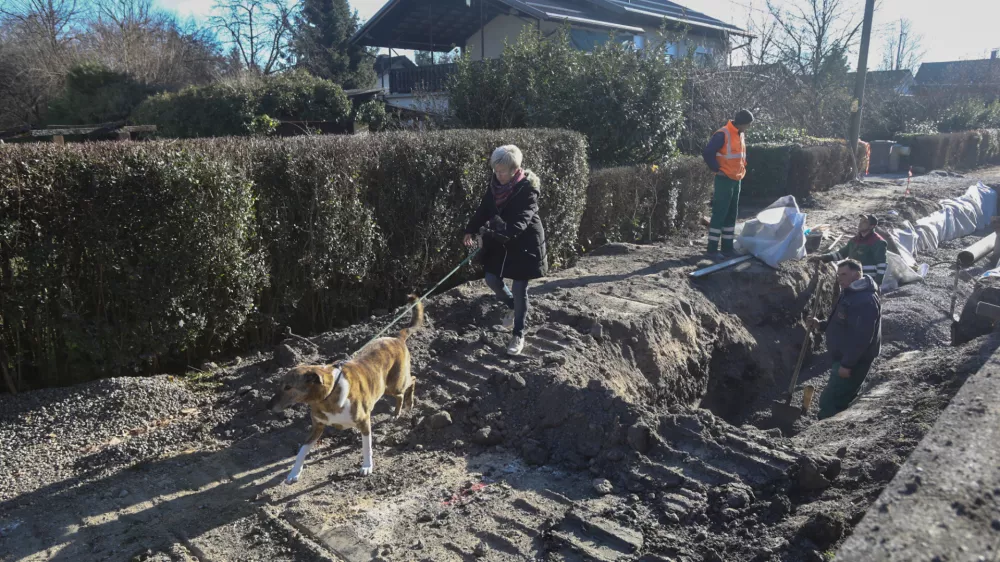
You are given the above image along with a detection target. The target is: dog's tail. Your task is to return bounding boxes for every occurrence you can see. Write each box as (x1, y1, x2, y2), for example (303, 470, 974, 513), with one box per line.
(398, 295, 424, 341)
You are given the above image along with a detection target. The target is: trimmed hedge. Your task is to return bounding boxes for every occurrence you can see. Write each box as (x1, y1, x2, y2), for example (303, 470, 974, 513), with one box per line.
(896, 129, 1000, 171)
(741, 138, 870, 200)
(0, 129, 588, 388)
(131, 71, 353, 138)
(0, 144, 265, 388)
(578, 156, 713, 250)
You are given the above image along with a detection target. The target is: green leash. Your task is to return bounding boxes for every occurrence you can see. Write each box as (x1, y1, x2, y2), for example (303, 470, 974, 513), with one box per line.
(350, 247, 481, 357)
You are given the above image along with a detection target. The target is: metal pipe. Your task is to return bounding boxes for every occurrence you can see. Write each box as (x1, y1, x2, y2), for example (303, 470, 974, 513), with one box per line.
(957, 232, 997, 267)
(690, 255, 753, 278)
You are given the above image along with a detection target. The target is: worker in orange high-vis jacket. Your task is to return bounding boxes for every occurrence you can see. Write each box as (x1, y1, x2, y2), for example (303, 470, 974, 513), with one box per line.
(702, 109, 754, 258)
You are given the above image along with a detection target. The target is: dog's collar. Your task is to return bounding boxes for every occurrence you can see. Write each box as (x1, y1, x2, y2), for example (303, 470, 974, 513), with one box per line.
(324, 367, 343, 400)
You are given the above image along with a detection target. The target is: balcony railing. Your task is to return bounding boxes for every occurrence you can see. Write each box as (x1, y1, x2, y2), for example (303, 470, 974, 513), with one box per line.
(388, 63, 458, 94)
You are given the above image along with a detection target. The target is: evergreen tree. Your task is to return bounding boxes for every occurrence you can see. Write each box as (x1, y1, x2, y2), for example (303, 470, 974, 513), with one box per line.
(291, 0, 375, 89)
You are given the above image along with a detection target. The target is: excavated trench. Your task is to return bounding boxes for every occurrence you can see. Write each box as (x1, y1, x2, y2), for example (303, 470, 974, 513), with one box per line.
(273, 242, 846, 560)
(1, 235, 989, 562)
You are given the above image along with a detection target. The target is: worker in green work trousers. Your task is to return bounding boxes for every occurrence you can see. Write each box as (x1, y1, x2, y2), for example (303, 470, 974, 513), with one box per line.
(702, 109, 754, 259)
(810, 214, 889, 286)
(807, 259, 882, 419)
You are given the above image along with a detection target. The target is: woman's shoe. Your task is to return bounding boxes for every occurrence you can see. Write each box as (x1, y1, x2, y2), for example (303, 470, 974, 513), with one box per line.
(502, 310, 515, 331)
(506, 335, 525, 356)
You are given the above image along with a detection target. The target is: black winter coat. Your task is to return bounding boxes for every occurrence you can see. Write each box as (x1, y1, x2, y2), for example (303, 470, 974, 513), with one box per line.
(464, 170, 548, 281)
(820, 275, 882, 369)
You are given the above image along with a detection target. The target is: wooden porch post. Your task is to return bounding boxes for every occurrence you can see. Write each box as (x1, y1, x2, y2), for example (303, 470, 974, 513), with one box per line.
(52, 135, 64, 145)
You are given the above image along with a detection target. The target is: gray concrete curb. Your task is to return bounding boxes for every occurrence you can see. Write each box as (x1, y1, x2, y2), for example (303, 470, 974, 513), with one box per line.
(837, 341, 1000, 561)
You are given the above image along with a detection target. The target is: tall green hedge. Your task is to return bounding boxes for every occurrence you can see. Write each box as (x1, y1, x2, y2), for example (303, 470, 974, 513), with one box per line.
(0, 144, 265, 388)
(896, 129, 1000, 171)
(131, 71, 352, 138)
(741, 138, 870, 200)
(578, 156, 713, 250)
(0, 129, 588, 388)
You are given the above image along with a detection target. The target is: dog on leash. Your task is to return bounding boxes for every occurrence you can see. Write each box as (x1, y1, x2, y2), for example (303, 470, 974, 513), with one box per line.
(267, 297, 422, 483)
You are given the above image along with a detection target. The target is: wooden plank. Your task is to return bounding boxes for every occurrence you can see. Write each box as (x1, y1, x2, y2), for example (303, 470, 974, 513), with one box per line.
(29, 124, 155, 137)
(52, 135, 65, 145)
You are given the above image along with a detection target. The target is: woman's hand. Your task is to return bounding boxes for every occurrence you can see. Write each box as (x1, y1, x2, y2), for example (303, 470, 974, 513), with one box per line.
(463, 234, 474, 248)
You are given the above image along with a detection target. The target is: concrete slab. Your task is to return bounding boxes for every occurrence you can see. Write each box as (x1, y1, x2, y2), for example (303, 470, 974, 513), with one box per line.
(836, 341, 1000, 561)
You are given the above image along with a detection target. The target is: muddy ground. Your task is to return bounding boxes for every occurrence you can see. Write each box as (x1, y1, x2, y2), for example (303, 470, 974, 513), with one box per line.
(2, 168, 1000, 562)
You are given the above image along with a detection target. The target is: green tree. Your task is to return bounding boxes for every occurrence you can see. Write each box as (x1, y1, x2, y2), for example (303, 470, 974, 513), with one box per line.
(291, 0, 374, 89)
(448, 28, 684, 165)
(47, 61, 153, 124)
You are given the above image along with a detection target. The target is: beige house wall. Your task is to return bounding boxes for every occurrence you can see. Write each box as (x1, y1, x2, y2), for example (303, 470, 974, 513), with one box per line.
(462, 14, 728, 64)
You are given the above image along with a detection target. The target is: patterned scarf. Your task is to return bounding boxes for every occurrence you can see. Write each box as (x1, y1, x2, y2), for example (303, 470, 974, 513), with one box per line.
(491, 169, 525, 209)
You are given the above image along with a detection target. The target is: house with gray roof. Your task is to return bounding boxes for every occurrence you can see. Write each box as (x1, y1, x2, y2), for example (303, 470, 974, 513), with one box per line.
(351, 0, 747, 113)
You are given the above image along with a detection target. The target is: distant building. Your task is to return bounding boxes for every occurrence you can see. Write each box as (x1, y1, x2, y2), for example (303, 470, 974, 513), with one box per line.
(847, 69, 916, 96)
(915, 51, 1000, 101)
(352, 0, 748, 113)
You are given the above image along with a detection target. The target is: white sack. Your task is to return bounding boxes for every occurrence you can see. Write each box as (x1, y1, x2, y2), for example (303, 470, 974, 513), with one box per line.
(880, 251, 925, 292)
(737, 195, 807, 268)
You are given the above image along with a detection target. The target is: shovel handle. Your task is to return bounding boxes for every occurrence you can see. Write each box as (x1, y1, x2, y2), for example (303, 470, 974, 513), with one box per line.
(787, 332, 811, 396)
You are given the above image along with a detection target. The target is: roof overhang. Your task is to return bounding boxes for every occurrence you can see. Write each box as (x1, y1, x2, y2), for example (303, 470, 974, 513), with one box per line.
(351, 0, 748, 51)
(351, 0, 544, 52)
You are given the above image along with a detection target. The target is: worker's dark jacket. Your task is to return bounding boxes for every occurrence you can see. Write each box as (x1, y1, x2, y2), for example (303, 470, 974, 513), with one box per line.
(702, 131, 726, 173)
(465, 170, 548, 281)
(819, 275, 882, 369)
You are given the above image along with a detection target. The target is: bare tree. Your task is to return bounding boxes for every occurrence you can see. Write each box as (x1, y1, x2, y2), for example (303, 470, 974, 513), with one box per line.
(766, 0, 861, 79)
(210, 0, 294, 75)
(0, 0, 83, 126)
(0, 0, 82, 47)
(740, 6, 779, 67)
(763, 0, 862, 136)
(880, 18, 922, 72)
(84, 0, 221, 88)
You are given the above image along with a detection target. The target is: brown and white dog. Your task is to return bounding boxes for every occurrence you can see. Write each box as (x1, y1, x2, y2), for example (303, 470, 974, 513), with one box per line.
(268, 297, 422, 483)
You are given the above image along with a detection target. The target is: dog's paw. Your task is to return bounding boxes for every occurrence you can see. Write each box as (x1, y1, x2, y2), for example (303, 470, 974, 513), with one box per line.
(359, 464, 373, 476)
(284, 475, 299, 485)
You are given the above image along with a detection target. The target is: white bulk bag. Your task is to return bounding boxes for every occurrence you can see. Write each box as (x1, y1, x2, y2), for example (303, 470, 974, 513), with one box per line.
(737, 195, 807, 268)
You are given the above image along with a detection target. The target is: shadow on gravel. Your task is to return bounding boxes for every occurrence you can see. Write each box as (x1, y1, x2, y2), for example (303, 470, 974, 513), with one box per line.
(0, 425, 347, 561)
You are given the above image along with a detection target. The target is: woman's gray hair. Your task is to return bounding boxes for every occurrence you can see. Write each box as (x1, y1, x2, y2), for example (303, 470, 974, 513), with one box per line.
(490, 145, 523, 171)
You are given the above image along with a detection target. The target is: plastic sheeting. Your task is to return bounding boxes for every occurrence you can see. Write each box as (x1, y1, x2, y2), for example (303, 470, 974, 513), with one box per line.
(737, 195, 807, 268)
(881, 251, 925, 291)
(910, 182, 996, 253)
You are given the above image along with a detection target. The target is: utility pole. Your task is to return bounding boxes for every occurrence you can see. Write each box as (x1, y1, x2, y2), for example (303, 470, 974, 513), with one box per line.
(847, 0, 877, 176)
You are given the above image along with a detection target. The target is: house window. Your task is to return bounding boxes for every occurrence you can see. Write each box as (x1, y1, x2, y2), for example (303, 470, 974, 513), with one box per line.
(569, 28, 635, 52)
(664, 42, 680, 61)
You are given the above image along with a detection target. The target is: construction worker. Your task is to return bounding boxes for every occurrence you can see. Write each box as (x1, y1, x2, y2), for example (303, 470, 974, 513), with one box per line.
(811, 214, 888, 285)
(807, 259, 882, 419)
(702, 109, 754, 258)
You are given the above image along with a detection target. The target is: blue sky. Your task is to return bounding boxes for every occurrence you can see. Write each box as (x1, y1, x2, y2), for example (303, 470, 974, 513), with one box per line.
(157, 0, 1000, 65)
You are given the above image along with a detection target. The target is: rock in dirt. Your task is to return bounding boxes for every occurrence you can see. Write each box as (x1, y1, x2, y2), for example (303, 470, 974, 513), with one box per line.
(428, 412, 453, 429)
(724, 484, 754, 509)
(472, 427, 500, 446)
(796, 457, 832, 492)
(593, 478, 614, 495)
(801, 511, 845, 549)
(627, 424, 652, 454)
(769, 495, 792, 518)
(508, 373, 527, 390)
(522, 440, 549, 465)
(274, 344, 303, 368)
